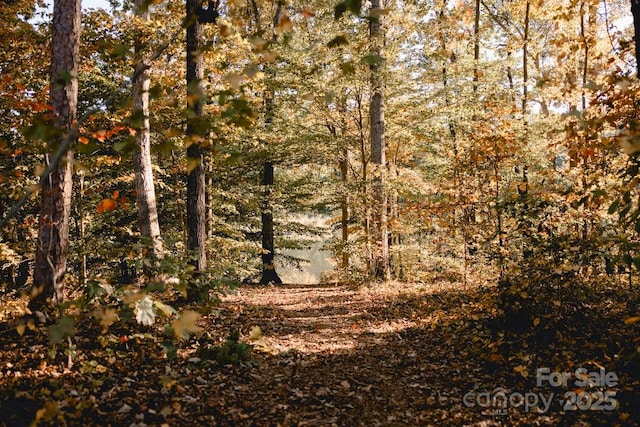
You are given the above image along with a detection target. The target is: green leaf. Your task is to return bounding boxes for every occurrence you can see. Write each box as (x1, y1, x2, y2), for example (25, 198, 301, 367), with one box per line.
(163, 342, 178, 360)
(608, 199, 619, 215)
(361, 54, 384, 66)
(327, 35, 348, 48)
(49, 316, 75, 345)
(341, 61, 356, 74)
(334, 0, 361, 19)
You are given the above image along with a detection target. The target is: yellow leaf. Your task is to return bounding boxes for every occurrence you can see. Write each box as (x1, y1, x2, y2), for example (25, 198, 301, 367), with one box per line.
(34, 401, 58, 423)
(172, 310, 201, 339)
(533, 318, 540, 327)
(16, 323, 25, 336)
(514, 365, 529, 377)
(226, 72, 243, 90)
(624, 316, 640, 325)
(186, 157, 201, 174)
(249, 325, 263, 341)
(95, 308, 119, 330)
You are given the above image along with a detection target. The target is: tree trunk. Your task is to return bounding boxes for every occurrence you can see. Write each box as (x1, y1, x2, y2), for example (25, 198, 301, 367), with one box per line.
(339, 147, 349, 271)
(369, 0, 389, 280)
(259, 161, 282, 284)
(186, 0, 207, 271)
(30, 0, 81, 309)
(133, 0, 163, 260)
(258, 1, 283, 285)
(632, 0, 640, 77)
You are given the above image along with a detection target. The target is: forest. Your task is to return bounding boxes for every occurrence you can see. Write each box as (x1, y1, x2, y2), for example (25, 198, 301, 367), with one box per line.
(1, 0, 640, 424)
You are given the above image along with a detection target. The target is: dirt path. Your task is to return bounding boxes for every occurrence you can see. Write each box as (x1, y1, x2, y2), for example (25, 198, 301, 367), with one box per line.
(202, 282, 475, 426)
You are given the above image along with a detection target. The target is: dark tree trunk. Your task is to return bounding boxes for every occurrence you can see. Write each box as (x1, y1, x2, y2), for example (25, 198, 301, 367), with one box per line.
(30, 0, 81, 309)
(257, 1, 284, 285)
(259, 161, 282, 284)
(339, 148, 349, 270)
(632, 0, 640, 77)
(186, 0, 207, 271)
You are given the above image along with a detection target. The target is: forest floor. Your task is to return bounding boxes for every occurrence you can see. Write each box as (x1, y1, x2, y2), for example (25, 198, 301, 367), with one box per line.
(0, 280, 639, 426)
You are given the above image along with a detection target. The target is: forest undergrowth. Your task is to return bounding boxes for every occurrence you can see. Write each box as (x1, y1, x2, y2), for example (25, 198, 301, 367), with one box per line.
(0, 280, 639, 427)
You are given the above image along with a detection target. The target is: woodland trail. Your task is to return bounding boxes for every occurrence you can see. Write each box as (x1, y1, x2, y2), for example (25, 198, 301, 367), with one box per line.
(1, 282, 638, 426)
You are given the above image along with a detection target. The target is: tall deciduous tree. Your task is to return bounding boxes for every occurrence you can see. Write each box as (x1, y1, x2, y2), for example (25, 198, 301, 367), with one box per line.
(185, 0, 210, 271)
(369, 0, 390, 280)
(256, 0, 284, 285)
(632, 0, 640, 76)
(133, 0, 163, 260)
(30, 0, 81, 308)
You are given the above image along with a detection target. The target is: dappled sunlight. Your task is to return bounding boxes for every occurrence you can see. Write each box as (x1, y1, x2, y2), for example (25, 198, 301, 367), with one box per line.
(219, 283, 458, 355)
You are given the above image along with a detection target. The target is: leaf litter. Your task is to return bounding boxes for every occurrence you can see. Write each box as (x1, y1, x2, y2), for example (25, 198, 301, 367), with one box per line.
(0, 281, 638, 426)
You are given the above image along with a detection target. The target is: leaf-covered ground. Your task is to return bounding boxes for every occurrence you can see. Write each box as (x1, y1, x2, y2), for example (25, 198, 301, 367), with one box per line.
(0, 281, 639, 426)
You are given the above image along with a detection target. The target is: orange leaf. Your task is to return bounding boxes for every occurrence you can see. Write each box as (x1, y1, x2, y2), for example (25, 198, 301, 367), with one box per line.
(93, 130, 107, 142)
(97, 198, 117, 213)
(78, 136, 89, 145)
(300, 8, 315, 18)
(112, 190, 119, 200)
(277, 14, 293, 32)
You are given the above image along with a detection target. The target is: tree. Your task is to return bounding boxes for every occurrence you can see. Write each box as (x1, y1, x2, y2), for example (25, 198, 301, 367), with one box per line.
(254, 0, 284, 285)
(30, 0, 81, 308)
(369, 0, 390, 280)
(185, 0, 214, 272)
(132, 0, 163, 261)
(632, 0, 640, 76)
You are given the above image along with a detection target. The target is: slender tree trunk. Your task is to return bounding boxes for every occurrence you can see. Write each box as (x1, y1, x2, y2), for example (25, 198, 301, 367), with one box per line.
(369, 0, 389, 280)
(260, 161, 282, 284)
(340, 147, 349, 271)
(473, 0, 481, 92)
(439, 1, 467, 285)
(522, 0, 529, 124)
(632, 0, 640, 77)
(133, 0, 163, 260)
(78, 171, 86, 283)
(30, 0, 81, 309)
(337, 98, 350, 271)
(258, 0, 283, 285)
(186, 0, 207, 271)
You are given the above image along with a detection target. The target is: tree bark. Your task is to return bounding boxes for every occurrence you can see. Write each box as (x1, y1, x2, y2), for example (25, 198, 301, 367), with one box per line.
(258, 0, 283, 285)
(369, 0, 390, 280)
(259, 161, 282, 284)
(133, 0, 163, 260)
(31, 0, 81, 309)
(186, 0, 207, 271)
(339, 147, 349, 271)
(632, 0, 640, 77)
